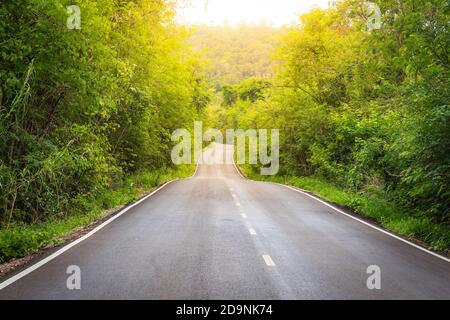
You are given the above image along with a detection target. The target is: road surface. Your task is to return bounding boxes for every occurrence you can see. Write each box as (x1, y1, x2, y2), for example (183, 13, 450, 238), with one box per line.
(1, 143, 449, 299)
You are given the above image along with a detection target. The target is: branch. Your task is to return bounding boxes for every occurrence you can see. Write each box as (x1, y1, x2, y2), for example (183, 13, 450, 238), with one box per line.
(271, 85, 322, 104)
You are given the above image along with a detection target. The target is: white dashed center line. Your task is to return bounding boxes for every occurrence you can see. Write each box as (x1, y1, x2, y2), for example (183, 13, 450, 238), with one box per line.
(249, 228, 257, 235)
(241, 213, 247, 219)
(262, 255, 276, 267)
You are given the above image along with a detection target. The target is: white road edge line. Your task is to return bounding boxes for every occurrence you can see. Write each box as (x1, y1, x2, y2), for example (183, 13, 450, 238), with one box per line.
(263, 255, 276, 267)
(192, 155, 201, 177)
(0, 180, 177, 291)
(0, 160, 202, 291)
(233, 162, 246, 179)
(232, 162, 450, 263)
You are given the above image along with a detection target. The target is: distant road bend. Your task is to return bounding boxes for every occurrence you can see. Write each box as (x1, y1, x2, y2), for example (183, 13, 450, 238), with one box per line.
(0, 143, 449, 299)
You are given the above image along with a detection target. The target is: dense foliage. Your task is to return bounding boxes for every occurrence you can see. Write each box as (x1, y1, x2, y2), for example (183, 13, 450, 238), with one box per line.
(0, 0, 210, 229)
(216, 0, 449, 233)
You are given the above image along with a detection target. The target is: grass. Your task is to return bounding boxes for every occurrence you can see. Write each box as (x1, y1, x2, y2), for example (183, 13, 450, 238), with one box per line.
(0, 165, 195, 263)
(239, 164, 450, 252)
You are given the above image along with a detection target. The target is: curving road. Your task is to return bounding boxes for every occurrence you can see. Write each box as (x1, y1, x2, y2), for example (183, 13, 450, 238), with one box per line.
(1, 143, 449, 300)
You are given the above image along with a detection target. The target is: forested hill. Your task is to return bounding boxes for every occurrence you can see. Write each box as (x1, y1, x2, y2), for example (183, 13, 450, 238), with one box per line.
(187, 23, 284, 85)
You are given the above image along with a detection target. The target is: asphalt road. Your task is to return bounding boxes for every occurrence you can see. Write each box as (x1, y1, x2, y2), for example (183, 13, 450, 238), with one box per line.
(1, 143, 449, 300)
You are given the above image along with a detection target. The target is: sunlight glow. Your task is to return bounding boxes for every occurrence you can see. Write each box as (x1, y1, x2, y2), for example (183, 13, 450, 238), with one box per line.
(178, 0, 331, 26)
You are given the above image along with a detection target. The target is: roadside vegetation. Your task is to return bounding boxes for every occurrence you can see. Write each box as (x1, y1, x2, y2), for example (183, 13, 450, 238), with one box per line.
(206, 0, 449, 250)
(0, 165, 194, 263)
(240, 164, 449, 251)
(0, 1, 209, 262)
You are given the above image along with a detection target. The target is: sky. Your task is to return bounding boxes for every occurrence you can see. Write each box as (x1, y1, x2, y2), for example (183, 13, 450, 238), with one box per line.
(177, 0, 331, 27)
